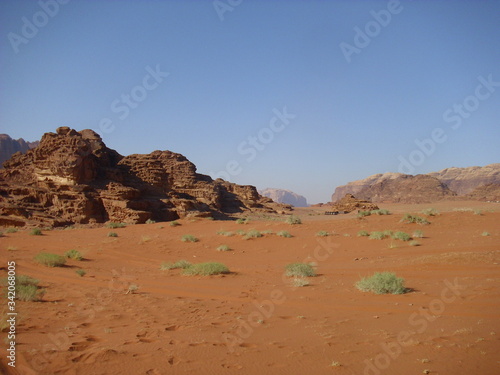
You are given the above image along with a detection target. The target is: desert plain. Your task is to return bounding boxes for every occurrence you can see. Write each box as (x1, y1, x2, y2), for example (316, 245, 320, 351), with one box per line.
(1, 200, 499, 375)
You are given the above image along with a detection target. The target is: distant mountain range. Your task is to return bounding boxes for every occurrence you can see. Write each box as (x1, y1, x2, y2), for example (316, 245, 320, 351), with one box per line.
(331, 164, 500, 203)
(0, 134, 39, 166)
(259, 188, 308, 207)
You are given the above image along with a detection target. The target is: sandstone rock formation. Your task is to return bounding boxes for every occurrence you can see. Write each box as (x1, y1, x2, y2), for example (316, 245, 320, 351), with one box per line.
(331, 164, 500, 203)
(329, 194, 378, 213)
(0, 127, 290, 227)
(427, 164, 500, 195)
(353, 174, 456, 204)
(259, 188, 308, 207)
(0, 134, 39, 166)
(466, 184, 500, 202)
(331, 172, 402, 202)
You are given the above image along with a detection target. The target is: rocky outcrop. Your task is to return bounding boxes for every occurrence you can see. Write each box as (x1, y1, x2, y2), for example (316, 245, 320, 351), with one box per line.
(331, 164, 500, 203)
(0, 134, 39, 166)
(259, 188, 308, 207)
(354, 174, 456, 203)
(330, 194, 378, 213)
(427, 164, 500, 195)
(465, 184, 500, 202)
(0, 127, 290, 227)
(331, 172, 403, 202)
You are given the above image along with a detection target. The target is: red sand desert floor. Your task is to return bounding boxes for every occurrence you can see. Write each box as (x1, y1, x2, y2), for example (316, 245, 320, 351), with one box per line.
(1, 201, 499, 375)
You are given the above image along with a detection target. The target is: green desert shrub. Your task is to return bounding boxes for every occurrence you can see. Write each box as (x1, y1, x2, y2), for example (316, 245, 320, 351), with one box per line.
(17, 284, 44, 301)
(422, 208, 439, 216)
(160, 260, 192, 270)
(412, 230, 424, 238)
(371, 209, 391, 215)
(369, 231, 387, 240)
(108, 232, 118, 237)
(169, 220, 181, 227)
(243, 229, 263, 240)
(392, 231, 411, 241)
(355, 272, 407, 294)
(217, 230, 234, 237)
(357, 211, 371, 218)
(236, 218, 248, 225)
(183, 262, 230, 276)
(401, 214, 430, 225)
(65, 249, 83, 260)
(30, 228, 43, 236)
(75, 269, 86, 277)
(285, 215, 302, 225)
(316, 231, 330, 237)
(145, 219, 156, 224)
(285, 263, 316, 277)
(481, 231, 490, 236)
(292, 278, 310, 287)
(217, 245, 231, 251)
(382, 230, 393, 237)
(106, 222, 126, 229)
(1, 275, 45, 302)
(5, 228, 18, 234)
(277, 230, 292, 238)
(261, 230, 273, 234)
(409, 241, 420, 246)
(181, 234, 199, 243)
(357, 230, 370, 237)
(34, 253, 66, 267)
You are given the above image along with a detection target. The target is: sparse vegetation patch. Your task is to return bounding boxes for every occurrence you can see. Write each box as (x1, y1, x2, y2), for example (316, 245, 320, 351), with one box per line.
(355, 272, 407, 294)
(243, 229, 263, 240)
(369, 231, 388, 240)
(30, 228, 43, 236)
(285, 263, 316, 277)
(401, 214, 430, 225)
(160, 260, 192, 270)
(217, 245, 231, 251)
(371, 209, 391, 215)
(1, 275, 45, 302)
(277, 230, 292, 238)
(34, 253, 66, 267)
(65, 249, 83, 260)
(181, 234, 199, 242)
(422, 208, 439, 216)
(106, 222, 126, 229)
(75, 269, 86, 277)
(183, 262, 230, 276)
(357, 230, 370, 237)
(285, 215, 302, 225)
(412, 230, 424, 238)
(392, 231, 411, 241)
(316, 231, 330, 237)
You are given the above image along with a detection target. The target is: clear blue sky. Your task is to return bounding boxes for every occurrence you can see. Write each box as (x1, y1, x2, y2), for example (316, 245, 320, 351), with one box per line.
(1, 0, 499, 204)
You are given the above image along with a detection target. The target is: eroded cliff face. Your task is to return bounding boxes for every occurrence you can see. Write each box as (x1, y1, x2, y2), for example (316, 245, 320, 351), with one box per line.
(331, 172, 403, 203)
(331, 164, 500, 204)
(427, 164, 500, 195)
(0, 127, 290, 227)
(0, 134, 39, 166)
